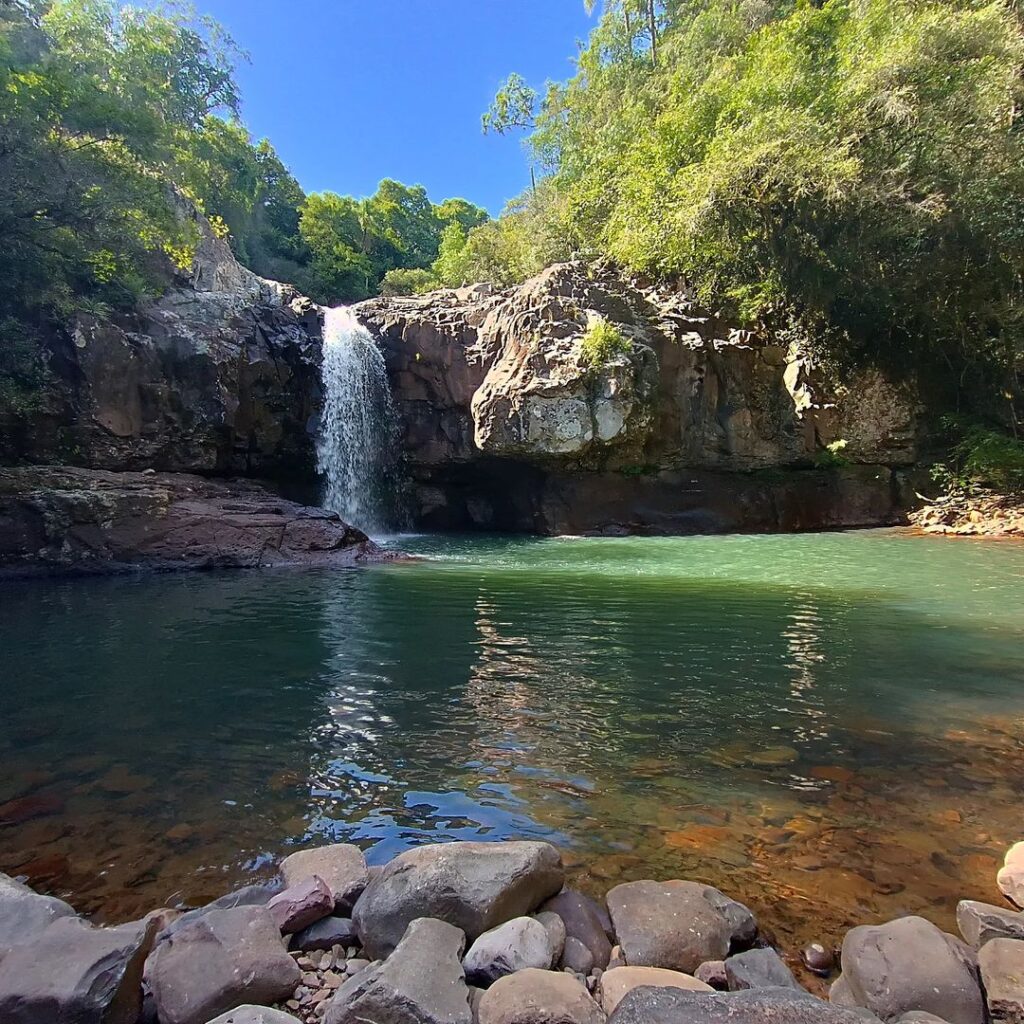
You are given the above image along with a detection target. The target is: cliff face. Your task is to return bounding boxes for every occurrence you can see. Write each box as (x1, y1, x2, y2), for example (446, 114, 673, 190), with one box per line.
(4, 206, 324, 480)
(356, 264, 922, 534)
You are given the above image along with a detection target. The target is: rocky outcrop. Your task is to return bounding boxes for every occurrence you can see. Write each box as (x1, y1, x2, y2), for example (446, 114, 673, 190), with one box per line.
(4, 206, 323, 479)
(0, 466, 386, 576)
(356, 263, 923, 534)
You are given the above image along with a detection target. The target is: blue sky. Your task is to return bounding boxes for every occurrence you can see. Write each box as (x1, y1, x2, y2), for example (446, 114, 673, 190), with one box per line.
(195, 1, 595, 215)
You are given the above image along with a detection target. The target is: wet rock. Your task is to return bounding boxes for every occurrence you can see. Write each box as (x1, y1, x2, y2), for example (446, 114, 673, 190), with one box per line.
(325, 917, 471, 1024)
(268, 875, 333, 934)
(538, 889, 612, 970)
(290, 915, 359, 953)
(0, 916, 153, 1024)
(998, 844, 1024, 909)
(534, 910, 566, 964)
(607, 986, 883, 1023)
(280, 844, 369, 913)
(803, 942, 837, 976)
(830, 916, 983, 1024)
(598, 965, 712, 1014)
(147, 906, 301, 1024)
(695, 960, 728, 989)
(353, 841, 564, 959)
(464, 916, 557, 986)
(979, 938, 1024, 1023)
(957, 900, 1024, 948)
(206, 1008, 299, 1024)
(725, 947, 801, 990)
(0, 871, 76, 952)
(562, 935, 596, 975)
(477, 967, 605, 1024)
(0, 793, 64, 825)
(606, 880, 739, 972)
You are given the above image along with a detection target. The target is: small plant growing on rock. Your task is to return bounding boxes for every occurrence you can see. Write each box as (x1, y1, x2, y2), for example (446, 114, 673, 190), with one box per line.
(580, 318, 631, 367)
(814, 439, 850, 469)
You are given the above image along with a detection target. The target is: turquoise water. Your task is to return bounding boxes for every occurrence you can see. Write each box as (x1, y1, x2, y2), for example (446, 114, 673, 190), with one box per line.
(1, 530, 1023, 952)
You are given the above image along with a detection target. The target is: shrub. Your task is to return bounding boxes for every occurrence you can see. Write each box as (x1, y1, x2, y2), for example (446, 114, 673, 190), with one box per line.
(580, 319, 631, 366)
(379, 267, 439, 297)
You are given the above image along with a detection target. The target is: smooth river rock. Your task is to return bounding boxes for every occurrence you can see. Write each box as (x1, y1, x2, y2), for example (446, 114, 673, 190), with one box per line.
(725, 947, 801, 990)
(830, 916, 983, 1024)
(606, 880, 751, 973)
(205, 1008, 299, 1024)
(325, 917, 471, 1024)
(267, 875, 333, 934)
(147, 906, 300, 1024)
(979, 938, 1024, 1023)
(353, 841, 564, 959)
(534, 910, 567, 964)
(0, 871, 76, 952)
(0, 917, 153, 1024)
(608, 987, 883, 1024)
(538, 889, 613, 970)
(477, 967, 606, 1024)
(280, 843, 369, 912)
(957, 900, 1024, 948)
(290, 914, 359, 953)
(598, 965, 713, 1014)
(463, 916, 557, 985)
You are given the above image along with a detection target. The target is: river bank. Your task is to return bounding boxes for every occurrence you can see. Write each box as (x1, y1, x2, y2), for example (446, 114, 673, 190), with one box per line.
(909, 489, 1024, 538)
(2, 837, 1024, 1024)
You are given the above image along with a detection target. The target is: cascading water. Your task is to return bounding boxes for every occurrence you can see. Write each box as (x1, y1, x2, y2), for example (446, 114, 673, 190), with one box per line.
(316, 306, 403, 535)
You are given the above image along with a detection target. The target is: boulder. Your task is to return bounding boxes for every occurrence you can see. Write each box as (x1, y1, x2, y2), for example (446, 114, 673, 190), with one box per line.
(534, 911, 567, 965)
(205, 1008, 299, 1024)
(477, 968, 605, 1024)
(998, 843, 1024, 909)
(267, 875, 333, 934)
(353, 841, 564, 959)
(598, 965, 713, 1014)
(979, 937, 1024, 1023)
(957, 900, 1024, 948)
(0, 916, 153, 1024)
(605, 880, 740, 972)
(538, 890, 612, 970)
(0, 871, 76, 952)
(562, 935, 596, 976)
(725, 947, 801, 990)
(463, 916, 557, 986)
(830, 916, 983, 1024)
(280, 844, 369, 912)
(325, 917, 471, 1024)
(147, 906, 300, 1024)
(290, 915, 359, 953)
(607, 987, 883, 1023)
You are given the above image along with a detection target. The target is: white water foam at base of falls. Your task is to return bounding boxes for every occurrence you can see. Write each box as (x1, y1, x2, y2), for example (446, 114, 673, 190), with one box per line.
(315, 306, 402, 535)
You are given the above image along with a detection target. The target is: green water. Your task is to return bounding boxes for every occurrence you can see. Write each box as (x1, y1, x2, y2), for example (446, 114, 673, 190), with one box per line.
(1, 530, 1023, 950)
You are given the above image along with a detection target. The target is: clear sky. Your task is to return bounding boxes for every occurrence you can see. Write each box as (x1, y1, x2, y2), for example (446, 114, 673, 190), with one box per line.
(194, 0, 595, 216)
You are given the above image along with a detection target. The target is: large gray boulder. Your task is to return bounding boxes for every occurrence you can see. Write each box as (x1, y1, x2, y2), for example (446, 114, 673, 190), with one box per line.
(0, 916, 153, 1024)
(606, 880, 746, 973)
(725, 947, 801, 991)
(957, 900, 1024, 948)
(538, 889, 613, 970)
(477, 968, 605, 1024)
(978, 937, 1024, 1023)
(325, 917, 471, 1024)
(598, 966, 712, 1014)
(608, 987, 882, 1023)
(146, 906, 300, 1024)
(463, 916, 557, 986)
(280, 843, 369, 912)
(205, 1008, 298, 1024)
(0, 871, 76, 952)
(830, 916, 984, 1024)
(353, 841, 564, 959)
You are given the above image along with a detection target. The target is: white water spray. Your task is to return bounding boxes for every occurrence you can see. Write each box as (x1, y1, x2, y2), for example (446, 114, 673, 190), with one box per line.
(316, 307, 402, 534)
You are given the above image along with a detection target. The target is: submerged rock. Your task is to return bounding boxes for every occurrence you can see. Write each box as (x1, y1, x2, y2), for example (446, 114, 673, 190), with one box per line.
(477, 967, 605, 1024)
(352, 841, 564, 959)
(325, 917, 471, 1024)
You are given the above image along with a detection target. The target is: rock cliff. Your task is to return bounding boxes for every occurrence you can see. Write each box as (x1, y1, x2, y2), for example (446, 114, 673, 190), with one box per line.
(356, 264, 922, 534)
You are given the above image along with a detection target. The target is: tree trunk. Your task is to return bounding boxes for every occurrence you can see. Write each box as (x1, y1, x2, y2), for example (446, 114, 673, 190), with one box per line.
(647, 0, 658, 66)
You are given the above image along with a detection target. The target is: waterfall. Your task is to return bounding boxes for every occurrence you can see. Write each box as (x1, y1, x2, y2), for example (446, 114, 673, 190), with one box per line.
(316, 306, 402, 535)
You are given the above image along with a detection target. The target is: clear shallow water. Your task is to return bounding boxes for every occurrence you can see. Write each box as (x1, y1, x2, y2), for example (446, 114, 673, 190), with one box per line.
(1, 530, 1023, 959)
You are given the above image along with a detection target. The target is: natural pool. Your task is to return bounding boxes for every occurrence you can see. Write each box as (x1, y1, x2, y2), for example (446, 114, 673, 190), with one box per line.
(1, 530, 1023, 960)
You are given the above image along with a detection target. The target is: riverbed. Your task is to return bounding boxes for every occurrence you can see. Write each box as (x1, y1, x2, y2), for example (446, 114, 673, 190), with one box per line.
(1, 530, 1022, 954)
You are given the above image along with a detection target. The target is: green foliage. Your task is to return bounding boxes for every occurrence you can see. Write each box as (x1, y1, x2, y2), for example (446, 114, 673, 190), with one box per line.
(380, 268, 439, 297)
(813, 439, 851, 470)
(935, 418, 1024, 491)
(481, 0, 1024, 408)
(482, 73, 537, 134)
(581, 318, 632, 366)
